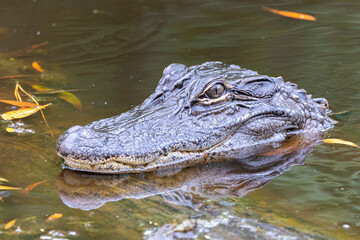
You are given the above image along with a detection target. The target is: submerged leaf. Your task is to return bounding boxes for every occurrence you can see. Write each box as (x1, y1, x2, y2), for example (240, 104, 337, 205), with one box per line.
(31, 84, 53, 92)
(57, 92, 82, 111)
(5, 41, 48, 56)
(32, 61, 44, 73)
(22, 179, 48, 195)
(323, 138, 360, 148)
(0, 186, 20, 190)
(0, 99, 40, 108)
(0, 196, 4, 202)
(47, 213, 63, 222)
(4, 219, 16, 230)
(1, 103, 51, 120)
(0, 75, 31, 80)
(263, 6, 316, 21)
(32, 84, 83, 111)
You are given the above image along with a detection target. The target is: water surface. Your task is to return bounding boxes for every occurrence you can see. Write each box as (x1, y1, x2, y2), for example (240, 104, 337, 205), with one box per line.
(0, 0, 359, 239)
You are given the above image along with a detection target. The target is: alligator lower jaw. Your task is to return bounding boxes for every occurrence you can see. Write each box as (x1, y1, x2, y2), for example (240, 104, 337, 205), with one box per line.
(63, 151, 212, 174)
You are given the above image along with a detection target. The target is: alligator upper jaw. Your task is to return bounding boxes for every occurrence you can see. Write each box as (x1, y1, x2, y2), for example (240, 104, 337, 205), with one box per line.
(57, 117, 293, 174)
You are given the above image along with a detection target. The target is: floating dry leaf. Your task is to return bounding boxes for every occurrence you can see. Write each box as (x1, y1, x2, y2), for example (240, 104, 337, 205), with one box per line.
(323, 138, 360, 148)
(22, 179, 48, 195)
(0, 83, 53, 135)
(15, 83, 53, 136)
(1, 103, 51, 120)
(47, 213, 63, 222)
(4, 219, 16, 230)
(0, 99, 40, 108)
(0, 197, 4, 202)
(263, 6, 316, 21)
(0, 177, 9, 182)
(0, 186, 20, 190)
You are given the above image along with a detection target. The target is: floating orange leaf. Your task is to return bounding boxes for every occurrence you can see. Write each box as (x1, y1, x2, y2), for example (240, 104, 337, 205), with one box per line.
(0, 99, 40, 108)
(323, 138, 359, 148)
(1, 103, 51, 120)
(263, 6, 316, 21)
(0, 197, 4, 202)
(21, 179, 48, 195)
(0, 186, 20, 190)
(47, 213, 63, 222)
(4, 219, 16, 230)
(32, 61, 44, 73)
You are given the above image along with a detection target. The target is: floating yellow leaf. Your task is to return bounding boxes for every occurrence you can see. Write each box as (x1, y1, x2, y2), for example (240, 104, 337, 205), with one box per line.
(1, 103, 51, 120)
(323, 138, 360, 148)
(22, 179, 48, 195)
(0, 99, 40, 108)
(57, 92, 82, 111)
(263, 6, 316, 21)
(0, 186, 20, 190)
(5, 128, 15, 133)
(32, 61, 44, 73)
(0, 177, 9, 182)
(4, 219, 16, 230)
(47, 213, 63, 222)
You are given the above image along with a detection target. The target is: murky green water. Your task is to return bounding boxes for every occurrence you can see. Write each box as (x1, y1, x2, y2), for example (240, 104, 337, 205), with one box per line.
(0, 0, 359, 239)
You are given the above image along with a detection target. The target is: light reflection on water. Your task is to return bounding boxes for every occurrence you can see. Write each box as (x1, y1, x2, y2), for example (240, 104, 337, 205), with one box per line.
(0, 0, 359, 239)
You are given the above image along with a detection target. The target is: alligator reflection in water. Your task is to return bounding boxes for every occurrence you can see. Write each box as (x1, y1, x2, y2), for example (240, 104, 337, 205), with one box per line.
(56, 134, 322, 210)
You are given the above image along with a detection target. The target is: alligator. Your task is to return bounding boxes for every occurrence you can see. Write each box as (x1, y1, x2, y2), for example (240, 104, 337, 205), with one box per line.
(56, 61, 333, 173)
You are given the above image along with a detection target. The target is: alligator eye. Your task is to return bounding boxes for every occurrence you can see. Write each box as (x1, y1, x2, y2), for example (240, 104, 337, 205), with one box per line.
(205, 83, 225, 99)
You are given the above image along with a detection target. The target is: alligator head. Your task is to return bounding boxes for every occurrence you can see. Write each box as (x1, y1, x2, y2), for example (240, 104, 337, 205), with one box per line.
(56, 62, 333, 173)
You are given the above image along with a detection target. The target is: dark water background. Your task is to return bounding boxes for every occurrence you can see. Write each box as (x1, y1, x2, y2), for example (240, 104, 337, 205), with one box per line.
(0, 0, 359, 239)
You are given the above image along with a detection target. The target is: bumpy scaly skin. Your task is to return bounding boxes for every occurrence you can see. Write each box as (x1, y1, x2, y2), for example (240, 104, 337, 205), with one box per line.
(56, 62, 333, 173)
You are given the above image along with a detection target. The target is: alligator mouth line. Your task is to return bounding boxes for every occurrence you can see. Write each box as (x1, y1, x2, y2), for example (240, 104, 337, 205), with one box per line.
(63, 150, 210, 174)
(62, 110, 290, 174)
